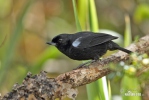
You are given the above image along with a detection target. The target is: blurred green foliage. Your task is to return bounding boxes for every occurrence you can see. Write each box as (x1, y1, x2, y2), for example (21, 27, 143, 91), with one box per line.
(134, 4, 149, 23)
(0, 0, 149, 100)
(120, 53, 149, 100)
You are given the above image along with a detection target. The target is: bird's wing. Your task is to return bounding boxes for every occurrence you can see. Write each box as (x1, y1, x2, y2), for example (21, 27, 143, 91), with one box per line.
(72, 32, 118, 48)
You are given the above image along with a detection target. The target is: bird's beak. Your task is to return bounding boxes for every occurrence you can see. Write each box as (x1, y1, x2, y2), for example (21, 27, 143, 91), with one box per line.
(46, 42, 56, 46)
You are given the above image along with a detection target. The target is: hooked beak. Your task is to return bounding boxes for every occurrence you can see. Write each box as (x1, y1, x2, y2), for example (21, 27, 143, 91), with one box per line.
(46, 42, 56, 46)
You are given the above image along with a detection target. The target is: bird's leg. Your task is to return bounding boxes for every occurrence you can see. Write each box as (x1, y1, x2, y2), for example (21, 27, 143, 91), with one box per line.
(74, 60, 96, 70)
(74, 55, 101, 70)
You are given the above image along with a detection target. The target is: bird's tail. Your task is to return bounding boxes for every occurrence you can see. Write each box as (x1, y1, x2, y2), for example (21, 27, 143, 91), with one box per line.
(116, 46, 132, 54)
(108, 41, 132, 54)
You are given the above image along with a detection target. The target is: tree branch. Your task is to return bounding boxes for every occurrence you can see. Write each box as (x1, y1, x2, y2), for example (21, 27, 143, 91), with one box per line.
(1, 35, 149, 100)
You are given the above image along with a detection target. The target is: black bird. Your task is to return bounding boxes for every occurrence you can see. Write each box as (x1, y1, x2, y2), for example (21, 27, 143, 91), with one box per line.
(47, 31, 131, 61)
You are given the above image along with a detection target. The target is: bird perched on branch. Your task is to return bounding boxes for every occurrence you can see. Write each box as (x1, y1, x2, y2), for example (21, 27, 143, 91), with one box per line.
(47, 31, 131, 61)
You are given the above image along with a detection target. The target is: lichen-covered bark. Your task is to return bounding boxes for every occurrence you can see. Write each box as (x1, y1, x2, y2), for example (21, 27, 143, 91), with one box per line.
(1, 35, 149, 100)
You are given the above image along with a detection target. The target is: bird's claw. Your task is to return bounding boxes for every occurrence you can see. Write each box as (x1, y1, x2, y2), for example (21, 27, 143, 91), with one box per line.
(73, 60, 96, 70)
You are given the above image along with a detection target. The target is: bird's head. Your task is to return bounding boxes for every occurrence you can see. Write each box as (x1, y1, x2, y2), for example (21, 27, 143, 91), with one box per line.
(47, 34, 70, 47)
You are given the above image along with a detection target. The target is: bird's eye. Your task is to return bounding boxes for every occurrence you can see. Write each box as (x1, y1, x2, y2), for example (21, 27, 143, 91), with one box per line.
(58, 39, 62, 42)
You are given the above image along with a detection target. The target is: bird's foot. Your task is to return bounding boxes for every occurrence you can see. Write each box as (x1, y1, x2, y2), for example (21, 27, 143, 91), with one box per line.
(73, 60, 96, 70)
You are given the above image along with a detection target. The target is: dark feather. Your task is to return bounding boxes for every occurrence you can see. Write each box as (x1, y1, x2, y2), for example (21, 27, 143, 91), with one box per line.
(72, 31, 118, 48)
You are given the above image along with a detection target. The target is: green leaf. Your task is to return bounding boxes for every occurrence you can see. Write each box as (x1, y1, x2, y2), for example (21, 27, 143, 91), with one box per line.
(124, 14, 132, 47)
(88, 0, 99, 31)
(87, 82, 102, 100)
(78, 0, 88, 30)
(72, 0, 82, 31)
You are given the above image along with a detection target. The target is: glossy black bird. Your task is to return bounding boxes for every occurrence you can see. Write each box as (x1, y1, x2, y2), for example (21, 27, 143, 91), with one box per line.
(47, 31, 131, 61)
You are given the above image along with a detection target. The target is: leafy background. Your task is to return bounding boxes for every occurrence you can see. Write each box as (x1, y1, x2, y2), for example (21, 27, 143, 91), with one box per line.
(0, 0, 149, 100)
